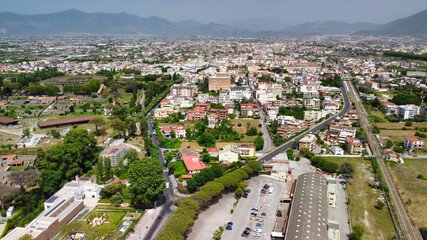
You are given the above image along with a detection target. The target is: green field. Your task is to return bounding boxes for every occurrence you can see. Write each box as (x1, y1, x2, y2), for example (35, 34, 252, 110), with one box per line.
(388, 159, 427, 228)
(327, 157, 396, 240)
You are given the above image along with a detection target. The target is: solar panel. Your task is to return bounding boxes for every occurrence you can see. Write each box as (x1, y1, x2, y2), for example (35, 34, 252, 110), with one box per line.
(46, 195, 58, 204)
(44, 199, 65, 217)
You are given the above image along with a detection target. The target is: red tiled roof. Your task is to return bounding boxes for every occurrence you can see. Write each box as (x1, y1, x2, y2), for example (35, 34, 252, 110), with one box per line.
(207, 147, 218, 152)
(2, 155, 17, 160)
(405, 137, 421, 142)
(182, 154, 206, 171)
(8, 160, 24, 165)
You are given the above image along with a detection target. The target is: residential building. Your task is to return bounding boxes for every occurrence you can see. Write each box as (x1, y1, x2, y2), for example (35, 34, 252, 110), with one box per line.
(384, 148, 399, 162)
(345, 138, 363, 155)
(100, 144, 127, 168)
(382, 102, 398, 115)
(209, 108, 228, 120)
(238, 144, 256, 157)
(304, 110, 322, 121)
(303, 98, 321, 109)
(240, 103, 259, 117)
(299, 134, 317, 151)
(397, 104, 421, 119)
(187, 107, 206, 121)
(170, 84, 198, 97)
(271, 162, 292, 181)
(161, 125, 186, 138)
(207, 147, 219, 157)
(229, 86, 251, 101)
(208, 113, 217, 128)
(330, 146, 344, 155)
(403, 137, 424, 151)
(182, 154, 207, 174)
(154, 108, 168, 120)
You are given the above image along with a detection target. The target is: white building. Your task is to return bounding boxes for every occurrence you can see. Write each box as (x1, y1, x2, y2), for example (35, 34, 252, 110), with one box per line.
(403, 137, 424, 151)
(277, 115, 296, 125)
(398, 104, 421, 119)
(3, 177, 101, 240)
(218, 145, 239, 163)
(304, 110, 322, 121)
(229, 86, 251, 101)
(330, 146, 344, 155)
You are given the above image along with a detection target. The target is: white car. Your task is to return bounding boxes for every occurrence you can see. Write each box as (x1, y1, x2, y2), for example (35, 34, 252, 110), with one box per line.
(254, 232, 261, 237)
(255, 229, 262, 233)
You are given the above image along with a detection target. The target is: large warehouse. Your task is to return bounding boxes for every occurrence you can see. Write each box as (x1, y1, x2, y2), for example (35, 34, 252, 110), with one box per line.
(37, 115, 96, 128)
(285, 173, 329, 240)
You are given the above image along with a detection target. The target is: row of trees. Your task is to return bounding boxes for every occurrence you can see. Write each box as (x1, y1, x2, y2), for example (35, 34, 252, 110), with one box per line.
(157, 161, 261, 240)
(63, 79, 101, 94)
(383, 51, 427, 61)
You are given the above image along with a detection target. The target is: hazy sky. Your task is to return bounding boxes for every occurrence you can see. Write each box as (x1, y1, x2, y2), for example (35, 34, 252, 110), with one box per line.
(0, 0, 426, 25)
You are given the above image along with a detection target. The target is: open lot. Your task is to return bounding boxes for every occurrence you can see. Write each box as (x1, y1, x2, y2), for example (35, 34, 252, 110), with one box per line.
(327, 157, 396, 240)
(379, 129, 424, 144)
(388, 159, 427, 228)
(187, 175, 288, 240)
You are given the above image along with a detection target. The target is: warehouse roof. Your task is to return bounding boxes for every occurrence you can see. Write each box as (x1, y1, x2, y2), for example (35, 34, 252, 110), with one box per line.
(0, 117, 19, 125)
(285, 173, 328, 240)
(38, 115, 96, 128)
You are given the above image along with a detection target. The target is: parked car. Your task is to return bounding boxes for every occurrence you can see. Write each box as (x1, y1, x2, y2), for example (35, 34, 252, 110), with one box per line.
(226, 222, 233, 230)
(256, 223, 263, 227)
(156, 216, 161, 222)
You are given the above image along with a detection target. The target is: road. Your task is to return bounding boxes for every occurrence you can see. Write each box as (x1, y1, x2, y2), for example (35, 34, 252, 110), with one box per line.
(344, 78, 422, 240)
(251, 88, 273, 153)
(257, 84, 351, 162)
(136, 111, 188, 240)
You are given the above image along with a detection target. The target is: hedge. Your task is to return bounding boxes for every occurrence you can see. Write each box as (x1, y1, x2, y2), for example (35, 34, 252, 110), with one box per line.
(157, 161, 261, 240)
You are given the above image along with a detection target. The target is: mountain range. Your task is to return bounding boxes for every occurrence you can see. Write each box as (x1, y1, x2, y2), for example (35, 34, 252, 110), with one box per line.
(0, 8, 426, 36)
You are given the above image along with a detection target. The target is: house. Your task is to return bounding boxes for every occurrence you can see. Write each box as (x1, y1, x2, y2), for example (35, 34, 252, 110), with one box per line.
(403, 137, 424, 151)
(384, 148, 399, 162)
(195, 103, 211, 111)
(113, 179, 131, 187)
(154, 108, 168, 120)
(208, 113, 217, 128)
(330, 146, 344, 155)
(382, 102, 398, 115)
(397, 105, 421, 119)
(161, 125, 186, 138)
(100, 144, 127, 168)
(238, 144, 256, 157)
(304, 110, 322, 121)
(182, 154, 207, 174)
(207, 147, 219, 157)
(187, 107, 206, 121)
(219, 145, 239, 163)
(240, 103, 259, 117)
(345, 138, 363, 155)
(271, 162, 292, 181)
(298, 134, 317, 151)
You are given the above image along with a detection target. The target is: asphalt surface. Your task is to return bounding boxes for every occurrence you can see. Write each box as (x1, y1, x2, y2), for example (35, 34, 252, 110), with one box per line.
(344, 79, 422, 240)
(257, 84, 351, 162)
(139, 111, 184, 240)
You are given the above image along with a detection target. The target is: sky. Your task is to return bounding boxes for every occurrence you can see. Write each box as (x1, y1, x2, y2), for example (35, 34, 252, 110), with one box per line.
(0, 0, 426, 25)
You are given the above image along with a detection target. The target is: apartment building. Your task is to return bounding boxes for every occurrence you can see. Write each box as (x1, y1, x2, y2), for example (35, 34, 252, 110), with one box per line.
(345, 138, 363, 155)
(299, 134, 317, 151)
(398, 104, 421, 119)
(187, 107, 206, 121)
(304, 110, 322, 121)
(403, 137, 424, 151)
(100, 144, 127, 168)
(170, 84, 198, 97)
(240, 103, 259, 117)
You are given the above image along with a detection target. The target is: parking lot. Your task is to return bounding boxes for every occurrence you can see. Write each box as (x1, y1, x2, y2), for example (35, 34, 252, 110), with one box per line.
(222, 175, 289, 240)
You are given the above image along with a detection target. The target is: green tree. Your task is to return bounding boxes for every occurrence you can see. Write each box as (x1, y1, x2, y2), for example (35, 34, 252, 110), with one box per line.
(103, 158, 112, 181)
(128, 158, 165, 207)
(186, 178, 198, 193)
(50, 129, 60, 138)
(235, 187, 243, 198)
(111, 193, 123, 207)
(110, 118, 126, 135)
(197, 133, 216, 147)
(69, 105, 75, 113)
(273, 133, 284, 146)
(124, 148, 139, 163)
(254, 136, 264, 151)
(23, 128, 30, 137)
(405, 120, 413, 127)
(246, 127, 257, 136)
(170, 130, 176, 139)
(89, 116, 107, 135)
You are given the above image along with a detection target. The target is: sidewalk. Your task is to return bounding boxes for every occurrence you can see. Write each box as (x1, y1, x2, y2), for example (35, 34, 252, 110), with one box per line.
(127, 208, 161, 240)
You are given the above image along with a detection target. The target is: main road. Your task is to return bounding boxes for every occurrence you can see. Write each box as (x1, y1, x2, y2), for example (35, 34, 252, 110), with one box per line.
(344, 78, 422, 240)
(257, 83, 351, 162)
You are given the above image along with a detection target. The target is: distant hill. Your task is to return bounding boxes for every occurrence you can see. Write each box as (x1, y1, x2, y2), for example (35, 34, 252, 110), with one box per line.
(0, 9, 425, 36)
(284, 21, 378, 35)
(0, 9, 248, 36)
(354, 9, 427, 36)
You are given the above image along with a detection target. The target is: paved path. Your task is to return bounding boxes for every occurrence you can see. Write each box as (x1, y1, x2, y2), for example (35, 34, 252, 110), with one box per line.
(127, 208, 161, 240)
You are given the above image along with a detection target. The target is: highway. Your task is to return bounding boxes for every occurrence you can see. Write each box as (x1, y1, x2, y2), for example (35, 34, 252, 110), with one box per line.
(257, 84, 351, 162)
(343, 79, 422, 240)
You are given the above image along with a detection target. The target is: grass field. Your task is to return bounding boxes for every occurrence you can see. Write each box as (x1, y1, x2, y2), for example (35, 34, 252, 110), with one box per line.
(388, 159, 427, 228)
(327, 157, 396, 240)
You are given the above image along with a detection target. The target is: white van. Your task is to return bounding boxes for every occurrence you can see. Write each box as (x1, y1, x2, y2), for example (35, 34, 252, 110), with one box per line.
(166, 182, 170, 189)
